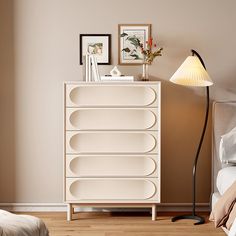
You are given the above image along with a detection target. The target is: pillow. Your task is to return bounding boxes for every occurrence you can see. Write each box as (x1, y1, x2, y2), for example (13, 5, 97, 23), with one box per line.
(216, 167, 236, 195)
(210, 180, 236, 230)
(219, 127, 236, 164)
(219, 138, 224, 162)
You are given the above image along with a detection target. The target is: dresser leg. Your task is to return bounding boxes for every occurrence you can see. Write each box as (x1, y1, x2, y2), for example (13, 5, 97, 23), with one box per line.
(152, 204, 157, 221)
(67, 203, 72, 221)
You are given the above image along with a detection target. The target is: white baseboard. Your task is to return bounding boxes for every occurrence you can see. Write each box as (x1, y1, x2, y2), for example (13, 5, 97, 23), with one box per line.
(0, 202, 210, 212)
(0, 203, 66, 212)
(156, 203, 209, 212)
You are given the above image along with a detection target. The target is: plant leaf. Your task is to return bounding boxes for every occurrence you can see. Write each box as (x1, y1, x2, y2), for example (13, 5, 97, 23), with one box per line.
(130, 54, 140, 59)
(120, 33, 128, 37)
(126, 36, 141, 48)
(121, 47, 131, 53)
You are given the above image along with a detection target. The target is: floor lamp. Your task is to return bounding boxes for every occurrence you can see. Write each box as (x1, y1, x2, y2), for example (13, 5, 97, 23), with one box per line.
(170, 49, 213, 225)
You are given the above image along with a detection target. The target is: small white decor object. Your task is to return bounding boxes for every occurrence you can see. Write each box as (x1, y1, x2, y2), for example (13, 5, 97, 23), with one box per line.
(110, 66, 121, 77)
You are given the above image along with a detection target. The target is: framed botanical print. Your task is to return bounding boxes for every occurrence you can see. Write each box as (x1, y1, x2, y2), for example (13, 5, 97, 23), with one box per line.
(118, 24, 151, 65)
(80, 34, 111, 65)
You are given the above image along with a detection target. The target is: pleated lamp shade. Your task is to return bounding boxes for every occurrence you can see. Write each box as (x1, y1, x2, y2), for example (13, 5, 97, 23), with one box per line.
(170, 56, 213, 87)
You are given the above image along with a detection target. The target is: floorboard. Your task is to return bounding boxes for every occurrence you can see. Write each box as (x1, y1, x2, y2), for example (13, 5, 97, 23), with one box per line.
(21, 212, 225, 236)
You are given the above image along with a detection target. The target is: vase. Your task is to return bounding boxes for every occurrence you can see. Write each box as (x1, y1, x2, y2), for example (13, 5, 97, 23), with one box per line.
(142, 63, 149, 81)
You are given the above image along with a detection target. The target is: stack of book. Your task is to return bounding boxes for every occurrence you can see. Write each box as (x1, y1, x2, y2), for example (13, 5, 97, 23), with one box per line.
(83, 54, 100, 82)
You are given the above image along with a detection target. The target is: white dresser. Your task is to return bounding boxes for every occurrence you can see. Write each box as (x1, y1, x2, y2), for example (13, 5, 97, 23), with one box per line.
(63, 81, 161, 221)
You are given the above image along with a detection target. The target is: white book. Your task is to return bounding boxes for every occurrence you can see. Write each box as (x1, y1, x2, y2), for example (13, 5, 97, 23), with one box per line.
(88, 55, 91, 82)
(82, 55, 86, 81)
(93, 56, 100, 81)
(90, 55, 100, 81)
(100, 76, 134, 81)
(85, 54, 89, 82)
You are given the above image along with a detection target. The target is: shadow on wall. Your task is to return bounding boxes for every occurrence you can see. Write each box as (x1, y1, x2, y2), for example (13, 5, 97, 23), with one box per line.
(150, 75, 212, 203)
(213, 82, 236, 101)
(0, 0, 15, 202)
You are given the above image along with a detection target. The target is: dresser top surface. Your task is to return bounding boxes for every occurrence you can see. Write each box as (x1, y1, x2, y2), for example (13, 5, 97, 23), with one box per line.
(64, 81, 161, 85)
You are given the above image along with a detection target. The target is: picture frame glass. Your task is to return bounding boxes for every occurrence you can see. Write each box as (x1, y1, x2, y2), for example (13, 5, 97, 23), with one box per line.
(80, 35, 110, 65)
(119, 24, 151, 65)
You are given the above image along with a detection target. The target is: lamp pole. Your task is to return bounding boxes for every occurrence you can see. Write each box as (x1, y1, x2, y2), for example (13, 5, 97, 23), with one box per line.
(172, 49, 210, 225)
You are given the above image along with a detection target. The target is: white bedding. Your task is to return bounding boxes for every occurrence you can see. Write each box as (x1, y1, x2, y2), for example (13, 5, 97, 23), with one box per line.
(216, 167, 236, 195)
(215, 169, 236, 236)
(0, 210, 49, 236)
(229, 218, 236, 236)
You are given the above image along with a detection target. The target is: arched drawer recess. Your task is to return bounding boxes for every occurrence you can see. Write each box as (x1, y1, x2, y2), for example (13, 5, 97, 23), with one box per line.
(66, 155, 158, 177)
(66, 131, 158, 154)
(66, 178, 159, 202)
(66, 108, 158, 130)
(66, 85, 159, 107)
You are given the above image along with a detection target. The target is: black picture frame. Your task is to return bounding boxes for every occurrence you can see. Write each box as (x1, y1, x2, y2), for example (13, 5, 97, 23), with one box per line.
(79, 34, 111, 65)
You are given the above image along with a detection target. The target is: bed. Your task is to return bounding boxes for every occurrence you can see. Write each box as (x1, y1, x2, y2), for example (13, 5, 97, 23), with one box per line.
(212, 101, 236, 235)
(0, 210, 49, 236)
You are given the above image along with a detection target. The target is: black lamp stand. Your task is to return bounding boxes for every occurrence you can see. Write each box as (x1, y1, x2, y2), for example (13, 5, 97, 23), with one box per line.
(171, 49, 210, 225)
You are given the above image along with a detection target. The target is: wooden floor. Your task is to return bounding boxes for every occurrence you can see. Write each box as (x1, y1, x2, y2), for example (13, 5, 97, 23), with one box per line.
(24, 212, 225, 236)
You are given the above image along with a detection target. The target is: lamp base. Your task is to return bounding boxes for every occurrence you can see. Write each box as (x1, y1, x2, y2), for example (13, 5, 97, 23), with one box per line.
(171, 214, 205, 225)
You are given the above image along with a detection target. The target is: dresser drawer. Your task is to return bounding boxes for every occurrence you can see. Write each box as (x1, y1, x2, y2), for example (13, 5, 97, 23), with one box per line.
(66, 155, 159, 177)
(66, 84, 159, 107)
(66, 131, 159, 154)
(66, 178, 159, 202)
(66, 108, 159, 131)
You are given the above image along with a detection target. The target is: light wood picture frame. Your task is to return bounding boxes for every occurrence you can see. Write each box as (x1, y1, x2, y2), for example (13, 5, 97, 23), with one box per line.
(118, 24, 151, 65)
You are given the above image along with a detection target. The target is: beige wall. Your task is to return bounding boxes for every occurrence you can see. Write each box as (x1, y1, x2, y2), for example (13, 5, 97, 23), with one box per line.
(0, 0, 236, 204)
